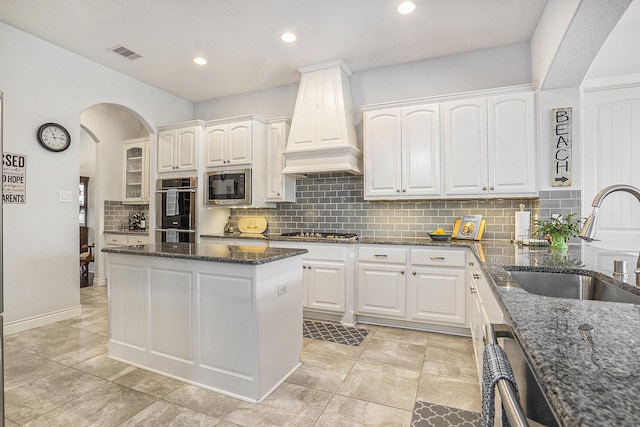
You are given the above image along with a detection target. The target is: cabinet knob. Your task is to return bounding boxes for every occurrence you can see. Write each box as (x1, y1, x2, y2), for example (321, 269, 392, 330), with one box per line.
(303, 265, 307, 269)
(396, 189, 400, 193)
(490, 186, 495, 190)
(402, 188, 406, 192)
(473, 273, 481, 279)
(277, 193, 281, 196)
(470, 286, 477, 294)
(412, 271, 417, 275)
(400, 270, 405, 275)
(468, 261, 474, 266)
(482, 186, 487, 190)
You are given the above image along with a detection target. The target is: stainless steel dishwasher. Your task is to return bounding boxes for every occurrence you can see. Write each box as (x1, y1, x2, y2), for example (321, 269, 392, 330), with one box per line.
(486, 324, 559, 427)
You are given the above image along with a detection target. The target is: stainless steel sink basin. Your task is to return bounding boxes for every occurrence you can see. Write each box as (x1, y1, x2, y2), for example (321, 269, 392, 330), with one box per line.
(507, 270, 640, 304)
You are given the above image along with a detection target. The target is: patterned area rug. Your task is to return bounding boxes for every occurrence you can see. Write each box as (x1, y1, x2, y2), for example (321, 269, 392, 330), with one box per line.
(411, 402, 480, 427)
(303, 320, 370, 346)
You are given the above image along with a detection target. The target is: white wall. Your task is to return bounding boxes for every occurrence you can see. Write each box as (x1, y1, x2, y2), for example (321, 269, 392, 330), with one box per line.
(195, 42, 533, 124)
(0, 22, 193, 332)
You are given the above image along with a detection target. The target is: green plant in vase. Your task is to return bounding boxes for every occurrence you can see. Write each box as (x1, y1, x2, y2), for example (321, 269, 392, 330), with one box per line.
(534, 213, 583, 250)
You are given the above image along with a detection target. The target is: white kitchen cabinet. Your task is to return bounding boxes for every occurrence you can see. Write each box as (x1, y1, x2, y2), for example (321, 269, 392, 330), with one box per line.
(266, 118, 296, 202)
(270, 241, 354, 322)
(443, 91, 536, 197)
(467, 255, 504, 382)
(357, 245, 467, 328)
(204, 117, 256, 168)
(157, 121, 201, 173)
(105, 233, 150, 247)
(363, 104, 441, 200)
(122, 137, 149, 204)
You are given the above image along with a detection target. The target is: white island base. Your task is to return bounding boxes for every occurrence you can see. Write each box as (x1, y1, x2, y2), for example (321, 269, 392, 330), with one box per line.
(106, 250, 303, 403)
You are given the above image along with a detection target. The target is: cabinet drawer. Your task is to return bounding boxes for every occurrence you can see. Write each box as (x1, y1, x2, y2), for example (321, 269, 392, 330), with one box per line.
(105, 235, 128, 246)
(128, 235, 150, 245)
(410, 248, 465, 267)
(358, 246, 407, 264)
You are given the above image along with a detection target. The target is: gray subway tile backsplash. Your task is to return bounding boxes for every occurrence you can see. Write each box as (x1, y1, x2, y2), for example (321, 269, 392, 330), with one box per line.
(225, 173, 582, 241)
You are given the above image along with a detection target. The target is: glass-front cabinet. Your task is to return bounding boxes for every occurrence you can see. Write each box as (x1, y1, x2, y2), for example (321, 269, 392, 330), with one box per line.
(122, 137, 149, 204)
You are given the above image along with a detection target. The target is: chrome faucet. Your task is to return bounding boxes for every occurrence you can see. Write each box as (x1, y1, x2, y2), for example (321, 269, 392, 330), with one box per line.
(579, 184, 640, 285)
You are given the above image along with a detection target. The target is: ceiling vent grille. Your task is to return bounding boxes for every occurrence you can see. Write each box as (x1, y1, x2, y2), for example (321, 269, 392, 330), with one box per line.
(109, 45, 142, 60)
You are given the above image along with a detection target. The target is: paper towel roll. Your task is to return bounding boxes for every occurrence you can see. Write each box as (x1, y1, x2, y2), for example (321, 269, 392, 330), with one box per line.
(515, 211, 531, 243)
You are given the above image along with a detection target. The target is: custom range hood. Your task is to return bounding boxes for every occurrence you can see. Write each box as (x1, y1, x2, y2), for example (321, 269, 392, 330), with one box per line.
(282, 60, 362, 175)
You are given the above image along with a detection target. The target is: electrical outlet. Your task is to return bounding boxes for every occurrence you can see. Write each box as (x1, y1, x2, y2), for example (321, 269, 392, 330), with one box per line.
(277, 284, 287, 296)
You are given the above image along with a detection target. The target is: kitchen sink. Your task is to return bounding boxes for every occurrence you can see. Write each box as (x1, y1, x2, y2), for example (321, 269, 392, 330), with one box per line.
(506, 270, 640, 304)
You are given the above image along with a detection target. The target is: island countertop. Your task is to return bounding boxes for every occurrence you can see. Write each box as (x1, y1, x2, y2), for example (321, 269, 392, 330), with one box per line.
(102, 242, 307, 265)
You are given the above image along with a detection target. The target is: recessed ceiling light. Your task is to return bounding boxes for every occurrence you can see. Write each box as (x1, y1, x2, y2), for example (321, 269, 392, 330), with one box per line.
(397, 1, 416, 14)
(280, 32, 297, 43)
(193, 57, 207, 65)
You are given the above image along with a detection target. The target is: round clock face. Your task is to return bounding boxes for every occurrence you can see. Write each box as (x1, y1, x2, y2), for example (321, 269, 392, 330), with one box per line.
(37, 123, 71, 152)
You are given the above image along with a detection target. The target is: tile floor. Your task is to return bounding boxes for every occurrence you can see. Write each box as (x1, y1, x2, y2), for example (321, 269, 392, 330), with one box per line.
(4, 286, 481, 426)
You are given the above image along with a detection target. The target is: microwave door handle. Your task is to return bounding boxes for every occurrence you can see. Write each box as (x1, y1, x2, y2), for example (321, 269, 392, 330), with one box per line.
(156, 188, 196, 193)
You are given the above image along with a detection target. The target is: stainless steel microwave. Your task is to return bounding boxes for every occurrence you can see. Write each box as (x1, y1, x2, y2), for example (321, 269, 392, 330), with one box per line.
(206, 169, 251, 205)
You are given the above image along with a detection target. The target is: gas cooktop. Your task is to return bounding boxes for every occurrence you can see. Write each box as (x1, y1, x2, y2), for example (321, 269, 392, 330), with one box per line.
(280, 232, 358, 241)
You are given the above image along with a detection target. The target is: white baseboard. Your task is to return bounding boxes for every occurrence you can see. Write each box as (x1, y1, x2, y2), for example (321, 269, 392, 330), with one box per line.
(93, 277, 107, 286)
(4, 305, 83, 335)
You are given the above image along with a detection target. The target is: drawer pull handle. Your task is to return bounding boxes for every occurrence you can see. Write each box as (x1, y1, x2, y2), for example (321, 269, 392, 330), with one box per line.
(374, 254, 388, 258)
(473, 273, 481, 279)
(468, 261, 474, 266)
(470, 286, 476, 294)
(430, 256, 446, 260)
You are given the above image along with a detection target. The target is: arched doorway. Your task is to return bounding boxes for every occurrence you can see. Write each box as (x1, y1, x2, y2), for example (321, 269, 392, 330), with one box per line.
(80, 104, 152, 286)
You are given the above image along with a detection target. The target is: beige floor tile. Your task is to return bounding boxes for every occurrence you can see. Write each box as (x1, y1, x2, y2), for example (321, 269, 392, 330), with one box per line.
(416, 373, 481, 413)
(313, 395, 412, 427)
(113, 368, 185, 398)
(5, 367, 107, 425)
(303, 338, 366, 360)
(4, 418, 20, 427)
(164, 384, 243, 419)
(225, 382, 332, 427)
(22, 383, 157, 427)
(286, 350, 356, 392)
(359, 338, 425, 371)
(373, 325, 429, 346)
(119, 400, 221, 426)
(427, 332, 474, 352)
(214, 421, 243, 427)
(337, 361, 420, 411)
(3, 348, 65, 391)
(422, 346, 478, 382)
(73, 353, 137, 381)
(302, 337, 313, 347)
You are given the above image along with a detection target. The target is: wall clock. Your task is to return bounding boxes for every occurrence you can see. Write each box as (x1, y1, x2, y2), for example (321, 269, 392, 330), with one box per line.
(37, 122, 71, 152)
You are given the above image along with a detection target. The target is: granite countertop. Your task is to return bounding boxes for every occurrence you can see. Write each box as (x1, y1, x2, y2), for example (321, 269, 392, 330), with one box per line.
(472, 242, 640, 427)
(102, 242, 307, 265)
(104, 230, 150, 235)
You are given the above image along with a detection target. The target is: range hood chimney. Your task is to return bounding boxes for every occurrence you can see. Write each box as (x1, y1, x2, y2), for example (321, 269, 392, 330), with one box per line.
(282, 60, 362, 175)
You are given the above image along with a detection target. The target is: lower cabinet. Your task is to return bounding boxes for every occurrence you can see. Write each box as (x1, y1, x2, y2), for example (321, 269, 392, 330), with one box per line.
(357, 245, 467, 328)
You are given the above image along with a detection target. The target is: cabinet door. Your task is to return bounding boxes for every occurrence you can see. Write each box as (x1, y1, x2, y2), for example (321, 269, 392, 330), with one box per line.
(157, 131, 176, 173)
(363, 109, 402, 199)
(306, 260, 345, 313)
(122, 140, 147, 204)
(176, 127, 198, 171)
(408, 266, 466, 326)
(402, 105, 441, 197)
(227, 121, 252, 166)
(357, 263, 406, 318)
(488, 92, 536, 195)
(204, 125, 227, 167)
(443, 98, 488, 196)
(469, 284, 487, 382)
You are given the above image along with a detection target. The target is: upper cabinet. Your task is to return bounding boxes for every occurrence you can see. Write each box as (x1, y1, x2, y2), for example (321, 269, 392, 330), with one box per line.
(363, 104, 441, 200)
(266, 118, 296, 202)
(444, 91, 537, 197)
(122, 137, 149, 204)
(204, 117, 256, 168)
(361, 85, 537, 200)
(157, 121, 201, 174)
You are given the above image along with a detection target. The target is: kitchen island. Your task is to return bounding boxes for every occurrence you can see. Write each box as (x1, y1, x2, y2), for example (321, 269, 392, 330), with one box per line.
(103, 242, 307, 403)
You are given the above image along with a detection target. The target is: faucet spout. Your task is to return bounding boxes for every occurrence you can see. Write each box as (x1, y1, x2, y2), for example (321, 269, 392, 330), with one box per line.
(579, 184, 640, 286)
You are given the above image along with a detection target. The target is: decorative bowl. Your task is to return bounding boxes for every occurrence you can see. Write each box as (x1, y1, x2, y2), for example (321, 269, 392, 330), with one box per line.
(428, 232, 452, 241)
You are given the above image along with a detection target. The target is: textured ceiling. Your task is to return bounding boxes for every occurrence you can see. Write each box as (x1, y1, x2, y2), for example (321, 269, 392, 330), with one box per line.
(0, 0, 549, 102)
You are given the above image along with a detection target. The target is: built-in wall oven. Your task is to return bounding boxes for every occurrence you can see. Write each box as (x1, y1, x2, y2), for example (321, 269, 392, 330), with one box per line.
(156, 177, 196, 243)
(206, 169, 251, 205)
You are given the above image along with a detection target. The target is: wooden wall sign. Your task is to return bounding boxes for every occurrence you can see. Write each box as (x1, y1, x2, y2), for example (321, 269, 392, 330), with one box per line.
(552, 107, 572, 187)
(2, 152, 27, 203)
